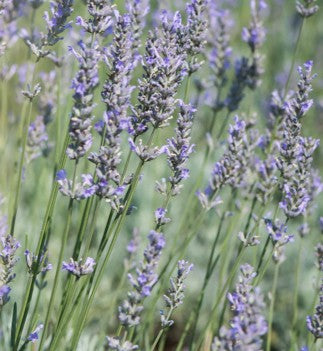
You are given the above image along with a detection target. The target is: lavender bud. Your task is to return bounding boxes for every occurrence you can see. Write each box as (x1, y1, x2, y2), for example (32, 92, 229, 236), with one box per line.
(62, 257, 96, 278)
(315, 243, 323, 272)
(0, 284, 10, 307)
(27, 324, 44, 343)
(56, 170, 98, 200)
(24, 250, 52, 275)
(264, 218, 294, 263)
(26, 116, 51, 164)
(0, 234, 20, 285)
(296, 0, 319, 18)
(154, 208, 171, 226)
(106, 337, 138, 350)
(22, 83, 41, 102)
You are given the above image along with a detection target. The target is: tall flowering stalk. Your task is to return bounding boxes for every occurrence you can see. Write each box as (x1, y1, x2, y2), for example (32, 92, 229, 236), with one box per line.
(89, 12, 135, 212)
(0, 234, 20, 308)
(212, 264, 267, 350)
(225, 0, 266, 112)
(306, 244, 323, 341)
(278, 61, 318, 218)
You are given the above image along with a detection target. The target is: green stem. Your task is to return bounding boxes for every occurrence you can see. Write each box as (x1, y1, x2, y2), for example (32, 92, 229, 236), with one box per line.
(283, 19, 304, 97)
(38, 195, 75, 351)
(10, 100, 33, 235)
(266, 263, 280, 351)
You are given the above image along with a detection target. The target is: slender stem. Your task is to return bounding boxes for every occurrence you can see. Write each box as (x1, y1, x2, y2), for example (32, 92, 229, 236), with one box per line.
(38, 185, 76, 351)
(290, 237, 302, 347)
(266, 263, 280, 351)
(13, 277, 33, 351)
(194, 247, 245, 350)
(10, 100, 33, 235)
(283, 19, 304, 97)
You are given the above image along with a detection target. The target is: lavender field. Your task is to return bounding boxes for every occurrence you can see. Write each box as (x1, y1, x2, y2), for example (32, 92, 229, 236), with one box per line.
(0, 0, 322, 350)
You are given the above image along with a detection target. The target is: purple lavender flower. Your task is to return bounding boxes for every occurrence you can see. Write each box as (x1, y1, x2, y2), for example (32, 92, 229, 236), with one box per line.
(165, 102, 195, 196)
(315, 243, 323, 272)
(277, 62, 318, 218)
(26, 116, 51, 164)
(106, 337, 138, 350)
(0, 234, 20, 307)
(62, 257, 96, 278)
(296, 0, 319, 18)
(241, 0, 267, 89)
(254, 155, 278, 204)
(225, 1, 266, 110)
(185, 0, 207, 73)
(198, 117, 254, 208)
(0, 284, 11, 307)
(27, 324, 43, 343)
(126, 0, 149, 61)
(24, 250, 52, 275)
(88, 12, 135, 212)
(154, 208, 171, 227)
(22, 0, 73, 60)
(0, 234, 20, 284)
(56, 170, 97, 200)
(161, 260, 193, 327)
(264, 218, 294, 263)
(206, 4, 232, 112)
(43, 0, 74, 46)
(127, 228, 140, 254)
(212, 264, 267, 350)
(75, 0, 113, 35)
(129, 10, 188, 137)
(118, 230, 165, 327)
(66, 41, 100, 160)
(0, 0, 25, 55)
(306, 280, 322, 340)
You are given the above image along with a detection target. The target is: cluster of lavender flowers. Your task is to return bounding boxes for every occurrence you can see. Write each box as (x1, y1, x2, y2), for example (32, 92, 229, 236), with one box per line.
(212, 264, 267, 350)
(277, 61, 319, 218)
(0, 234, 20, 307)
(118, 230, 166, 327)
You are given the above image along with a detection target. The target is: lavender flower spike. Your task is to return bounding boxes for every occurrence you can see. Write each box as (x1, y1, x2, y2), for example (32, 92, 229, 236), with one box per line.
(264, 218, 294, 263)
(212, 264, 267, 350)
(161, 260, 193, 328)
(43, 0, 74, 46)
(306, 281, 323, 339)
(89, 12, 135, 212)
(66, 41, 100, 160)
(165, 102, 195, 196)
(296, 0, 319, 18)
(62, 257, 96, 278)
(118, 231, 165, 327)
(185, 0, 208, 73)
(0, 234, 20, 307)
(27, 324, 44, 343)
(76, 0, 114, 35)
(129, 10, 188, 137)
